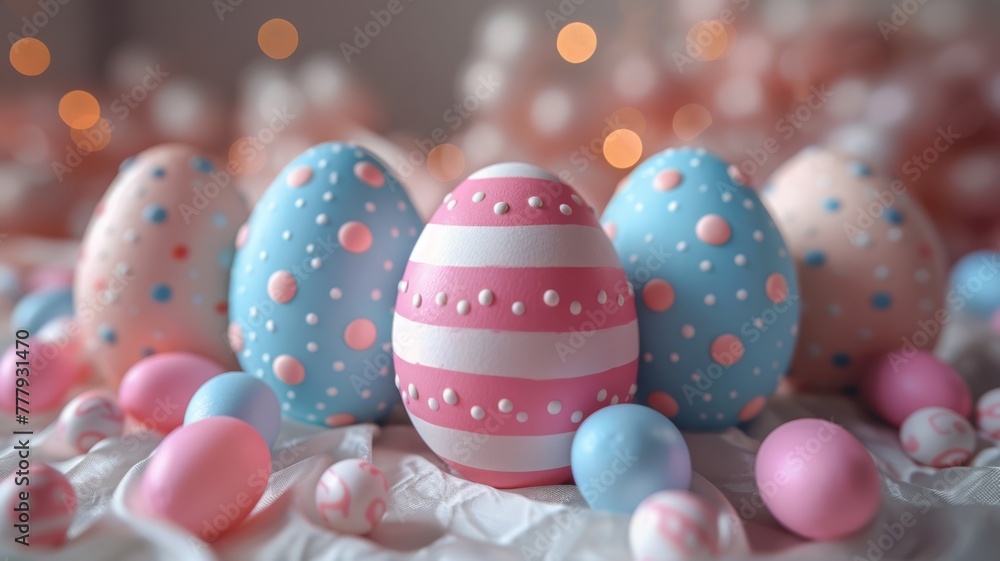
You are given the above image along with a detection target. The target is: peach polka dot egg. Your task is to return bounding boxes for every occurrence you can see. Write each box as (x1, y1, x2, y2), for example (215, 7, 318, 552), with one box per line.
(229, 142, 422, 427)
(601, 147, 800, 430)
(74, 144, 246, 385)
(763, 147, 947, 392)
(393, 163, 639, 488)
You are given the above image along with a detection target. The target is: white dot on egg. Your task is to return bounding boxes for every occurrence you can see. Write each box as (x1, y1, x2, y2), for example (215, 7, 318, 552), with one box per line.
(428, 398, 439, 411)
(512, 301, 525, 315)
(528, 196, 543, 208)
(635, 203, 644, 212)
(753, 230, 764, 242)
(736, 289, 748, 301)
(295, 198, 305, 208)
(447, 200, 458, 210)
(721, 192, 733, 202)
(365, 202, 376, 213)
(306, 313, 318, 325)
(743, 199, 754, 210)
(330, 288, 342, 300)
(443, 388, 458, 405)
(286, 390, 295, 399)
(412, 293, 422, 308)
(326, 387, 339, 396)
(307, 342, 318, 352)
(570, 301, 582, 315)
(705, 294, 716, 306)
(398, 280, 408, 293)
(316, 214, 329, 225)
(498, 399, 513, 413)
(311, 258, 322, 269)
(547, 401, 562, 414)
(571, 194, 583, 205)
(323, 191, 333, 201)
(676, 241, 687, 252)
(571, 411, 583, 423)
(682, 324, 695, 339)
(457, 300, 471, 315)
(479, 289, 494, 306)
(597, 290, 607, 304)
(691, 158, 701, 167)
(668, 201, 679, 212)
(544, 289, 560, 306)
(259, 250, 268, 260)
(611, 395, 619, 405)
(494, 202, 510, 215)
(516, 412, 529, 423)
(597, 389, 608, 401)
(436, 292, 448, 306)
(408, 383, 419, 400)
(617, 294, 625, 306)
(306, 243, 315, 253)
(266, 320, 276, 332)
(282, 230, 292, 240)
(472, 191, 486, 202)
(560, 204, 572, 215)
(700, 260, 712, 272)
(734, 254, 747, 266)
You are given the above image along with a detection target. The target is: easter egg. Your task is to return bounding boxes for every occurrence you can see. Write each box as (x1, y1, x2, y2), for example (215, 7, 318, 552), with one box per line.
(394, 162, 639, 488)
(315, 458, 389, 535)
(11, 287, 73, 334)
(601, 147, 799, 430)
(900, 406, 975, 467)
(0, 339, 77, 413)
(0, 463, 76, 547)
(119, 353, 227, 433)
(56, 390, 125, 454)
(629, 490, 720, 560)
(185, 372, 282, 447)
(74, 144, 245, 386)
(571, 404, 690, 513)
(949, 251, 1000, 319)
(140, 416, 271, 542)
(763, 147, 947, 391)
(861, 351, 971, 427)
(755, 419, 880, 540)
(229, 142, 422, 427)
(976, 388, 1000, 440)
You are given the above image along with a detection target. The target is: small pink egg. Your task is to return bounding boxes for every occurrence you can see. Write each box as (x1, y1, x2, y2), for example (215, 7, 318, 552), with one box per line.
(0, 339, 76, 413)
(900, 407, 975, 468)
(140, 417, 271, 542)
(0, 463, 77, 547)
(861, 351, 971, 427)
(755, 419, 880, 540)
(56, 390, 125, 455)
(119, 353, 226, 433)
(315, 459, 389, 535)
(976, 388, 1000, 440)
(629, 490, 719, 560)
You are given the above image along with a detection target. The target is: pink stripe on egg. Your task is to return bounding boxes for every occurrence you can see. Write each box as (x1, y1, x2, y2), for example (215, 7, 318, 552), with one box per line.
(442, 461, 572, 489)
(430, 177, 597, 228)
(395, 263, 636, 331)
(396, 355, 638, 436)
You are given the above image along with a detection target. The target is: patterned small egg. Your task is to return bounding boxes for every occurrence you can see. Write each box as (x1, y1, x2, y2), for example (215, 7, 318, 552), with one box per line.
(629, 490, 719, 561)
(900, 406, 975, 468)
(394, 162, 638, 488)
(601, 147, 799, 430)
(229, 142, 422, 427)
(315, 458, 389, 535)
(763, 147, 947, 392)
(976, 388, 1000, 441)
(56, 390, 124, 455)
(0, 463, 77, 548)
(74, 144, 246, 386)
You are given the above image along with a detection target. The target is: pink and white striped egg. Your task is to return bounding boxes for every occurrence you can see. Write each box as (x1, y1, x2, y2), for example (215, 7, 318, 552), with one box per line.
(0, 463, 77, 548)
(629, 490, 720, 561)
(900, 406, 976, 468)
(55, 390, 125, 455)
(315, 459, 389, 535)
(393, 163, 639, 488)
(976, 388, 1000, 441)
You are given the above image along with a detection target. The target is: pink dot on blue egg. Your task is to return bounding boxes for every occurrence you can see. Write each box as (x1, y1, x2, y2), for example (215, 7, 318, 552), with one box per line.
(191, 156, 214, 173)
(150, 283, 172, 302)
(871, 292, 892, 309)
(832, 353, 852, 367)
(98, 323, 117, 343)
(804, 250, 826, 267)
(822, 198, 841, 212)
(142, 204, 167, 223)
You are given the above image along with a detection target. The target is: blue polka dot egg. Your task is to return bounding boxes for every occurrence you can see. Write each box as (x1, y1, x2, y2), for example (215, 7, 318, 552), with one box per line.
(74, 144, 246, 386)
(229, 142, 423, 427)
(600, 147, 800, 430)
(763, 147, 946, 392)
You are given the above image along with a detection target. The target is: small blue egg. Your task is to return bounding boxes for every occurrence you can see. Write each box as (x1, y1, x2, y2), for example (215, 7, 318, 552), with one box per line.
(11, 287, 73, 333)
(949, 250, 1000, 319)
(185, 372, 282, 447)
(571, 404, 691, 514)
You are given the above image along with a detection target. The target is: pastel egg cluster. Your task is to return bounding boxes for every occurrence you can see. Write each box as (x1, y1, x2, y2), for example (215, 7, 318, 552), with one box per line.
(601, 147, 799, 430)
(74, 144, 245, 385)
(763, 147, 947, 391)
(229, 142, 422, 426)
(394, 163, 639, 488)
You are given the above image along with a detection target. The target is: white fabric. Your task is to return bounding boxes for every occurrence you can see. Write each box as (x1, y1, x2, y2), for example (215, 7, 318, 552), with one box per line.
(3, 316, 1000, 560)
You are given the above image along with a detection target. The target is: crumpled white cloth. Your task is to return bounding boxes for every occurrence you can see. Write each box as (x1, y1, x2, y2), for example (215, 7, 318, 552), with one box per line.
(3, 317, 1000, 561)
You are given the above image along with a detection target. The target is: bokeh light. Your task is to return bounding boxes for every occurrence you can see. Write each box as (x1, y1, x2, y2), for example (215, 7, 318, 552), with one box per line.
(687, 19, 737, 62)
(258, 18, 299, 60)
(427, 143, 466, 182)
(70, 118, 112, 152)
(557, 22, 597, 64)
(673, 103, 713, 141)
(228, 136, 268, 176)
(603, 129, 643, 169)
(58, 90, 101, 129)
(9, 37, 50, 76)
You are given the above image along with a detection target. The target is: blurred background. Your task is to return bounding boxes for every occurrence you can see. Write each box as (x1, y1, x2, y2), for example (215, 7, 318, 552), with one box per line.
(1, 0, 998, 275)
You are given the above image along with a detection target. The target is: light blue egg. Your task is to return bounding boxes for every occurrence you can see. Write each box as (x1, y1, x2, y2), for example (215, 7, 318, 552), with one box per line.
(229, 142, 423, 427)
(600, 147, 800, 430)
(11, 287, 73, 334)
(185, 372, 282, 447)
(949, 251, 1000, 319)
(571, 404, 690, 514)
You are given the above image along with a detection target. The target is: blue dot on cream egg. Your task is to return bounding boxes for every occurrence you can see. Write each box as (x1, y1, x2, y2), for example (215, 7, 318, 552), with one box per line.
(143, 204, 167, 223)
(150, 283, 172, 302)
